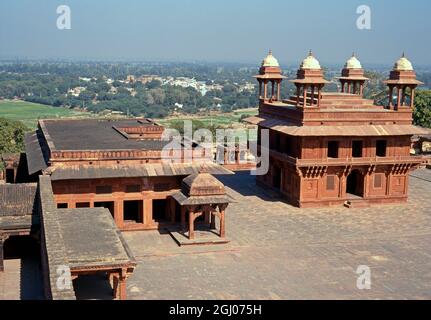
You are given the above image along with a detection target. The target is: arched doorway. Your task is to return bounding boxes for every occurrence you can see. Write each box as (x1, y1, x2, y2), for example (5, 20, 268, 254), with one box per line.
(346, 170, 364, 198)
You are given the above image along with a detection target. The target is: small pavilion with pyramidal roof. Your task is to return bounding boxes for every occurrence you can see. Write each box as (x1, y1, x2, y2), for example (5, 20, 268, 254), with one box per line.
(169, 166, 234, 245)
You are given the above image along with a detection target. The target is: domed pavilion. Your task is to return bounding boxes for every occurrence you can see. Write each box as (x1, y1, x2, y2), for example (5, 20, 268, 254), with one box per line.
(338, 53, 369, 95)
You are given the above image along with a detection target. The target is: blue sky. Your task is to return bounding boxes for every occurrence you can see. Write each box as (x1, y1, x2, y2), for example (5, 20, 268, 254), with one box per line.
(0, 0, 430, 66)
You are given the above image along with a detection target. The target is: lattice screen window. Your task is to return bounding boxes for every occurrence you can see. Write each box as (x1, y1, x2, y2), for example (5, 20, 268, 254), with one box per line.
(326, 175, 336, 191)
(374, 174, 383, 188)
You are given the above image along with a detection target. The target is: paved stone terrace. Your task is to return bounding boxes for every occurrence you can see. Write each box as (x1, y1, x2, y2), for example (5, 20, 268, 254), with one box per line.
(124, 169, 431, 300)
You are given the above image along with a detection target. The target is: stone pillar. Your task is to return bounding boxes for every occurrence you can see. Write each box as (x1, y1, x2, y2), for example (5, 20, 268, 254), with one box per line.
(271, 80, 275, 100)
(118, 276, 127, 300)
(277, 81, 281, 101)
(317, 86, 322, 107)
(219, 209, 226, 238)
(112, 274, 119, 298)
(258, 81, 262, 99)
(188, 210, 195, 240)
(340, 81, 345, 93)
(338, 174, 345, 199)
(112, 275, 124, 300)
(410, 87, 416, 108)
(396, 87, 402, 110)
(388, 86, 393, 109)
(263, 80, 268, 100)
(310, 86, 315, 106)
(303, 85, 308, 107)
(364, 173, 370, 198)
(347, 82, 351, 94)
(114, 200, 124, 228)
(296, 85, 300, 106)
(139, 200, 144, 224)
(210, 213, 216, 230)
(401, 87, 406, 106)
(143, 199, 153, 226)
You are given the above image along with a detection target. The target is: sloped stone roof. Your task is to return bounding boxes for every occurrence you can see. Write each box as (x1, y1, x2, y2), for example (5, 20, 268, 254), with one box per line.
(0, 183, 38, 217)
(182, 172, 226, 197)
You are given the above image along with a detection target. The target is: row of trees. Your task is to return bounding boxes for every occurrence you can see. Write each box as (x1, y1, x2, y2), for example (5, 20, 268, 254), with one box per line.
(0, 62, 430, 126)
(0, 62, 259, 117)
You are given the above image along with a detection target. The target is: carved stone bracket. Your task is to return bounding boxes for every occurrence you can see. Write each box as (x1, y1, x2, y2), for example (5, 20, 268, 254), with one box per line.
(390, 163, 413, 175)
(0, 233, 9, 243)
(367, 165, 376, 175)
(342, 165, 353, 177)
(298, 165, 328, 179)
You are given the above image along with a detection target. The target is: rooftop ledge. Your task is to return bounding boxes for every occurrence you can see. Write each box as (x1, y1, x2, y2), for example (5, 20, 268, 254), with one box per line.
(267, 149, 426, 167)
(263, 101, 407, 113)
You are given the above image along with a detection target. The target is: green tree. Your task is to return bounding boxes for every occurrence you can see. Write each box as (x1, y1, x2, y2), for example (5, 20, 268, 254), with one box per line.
(413, 90, 431, 128)
(0, 118, 28, 154)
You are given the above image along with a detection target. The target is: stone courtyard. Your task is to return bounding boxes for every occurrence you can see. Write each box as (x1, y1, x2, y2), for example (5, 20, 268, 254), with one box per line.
(124, 169, 431, 300)
(1, 169, 431, 300)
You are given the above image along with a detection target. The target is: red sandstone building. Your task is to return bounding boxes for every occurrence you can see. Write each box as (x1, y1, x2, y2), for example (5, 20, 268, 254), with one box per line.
(23, 119, 232, 232)
(1, 118, 233, 299)
(246, 51, 430, 207)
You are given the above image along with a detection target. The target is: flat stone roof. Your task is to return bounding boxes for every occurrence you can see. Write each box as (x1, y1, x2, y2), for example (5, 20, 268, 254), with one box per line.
(40, 119, 170, 151)
(56, 208, 135, 269)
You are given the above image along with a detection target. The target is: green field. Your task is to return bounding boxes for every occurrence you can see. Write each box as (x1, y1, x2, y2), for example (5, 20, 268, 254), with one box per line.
(0, 100, 89, 128)
(158, 108, 258, 127)
(156, 108, 258, 141)
(0, 100, 258, 133)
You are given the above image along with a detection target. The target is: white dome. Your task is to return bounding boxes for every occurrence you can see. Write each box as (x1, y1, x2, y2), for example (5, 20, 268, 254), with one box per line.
(300, 51, 321, 70)
(345, 54, 362, 69)
(393, 53, 414, 71)
(261, 50, 280, 67)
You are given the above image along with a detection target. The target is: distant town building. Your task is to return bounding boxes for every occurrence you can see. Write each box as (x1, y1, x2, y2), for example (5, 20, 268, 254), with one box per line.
(68, 86, 86, 97)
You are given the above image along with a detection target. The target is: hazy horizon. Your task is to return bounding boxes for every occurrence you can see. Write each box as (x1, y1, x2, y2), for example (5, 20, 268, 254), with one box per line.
(1, 0, 430, 67)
